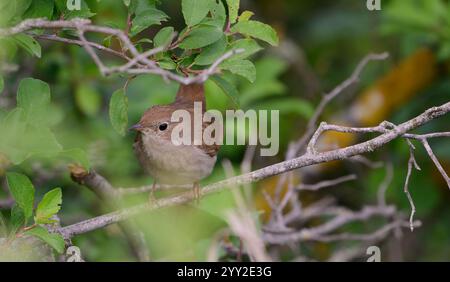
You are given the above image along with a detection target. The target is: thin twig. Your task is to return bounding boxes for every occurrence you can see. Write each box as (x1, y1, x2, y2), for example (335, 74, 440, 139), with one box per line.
(296, 174, 357, 191)
(403, 140, 421, 231)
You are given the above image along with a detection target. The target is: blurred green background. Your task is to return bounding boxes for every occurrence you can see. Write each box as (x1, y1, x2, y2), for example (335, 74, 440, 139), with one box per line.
(1, 0, 450, 261)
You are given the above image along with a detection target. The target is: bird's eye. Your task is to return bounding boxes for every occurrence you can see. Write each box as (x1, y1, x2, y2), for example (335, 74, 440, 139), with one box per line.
(158, 122, 168, 131)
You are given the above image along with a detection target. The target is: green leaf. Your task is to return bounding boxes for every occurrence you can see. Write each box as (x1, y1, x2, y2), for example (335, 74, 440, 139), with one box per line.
(58, 149, 90, 170)
(17, 78, 51, 125)
(10, 205, 25, 234)
(210, 0, 226, 29)
(228, 39, 262, 60)
(22, 126, 63, 156)
(210, 76, 239, 107)
(158, 57, 177, 70)
(182, 0, 212, 26)
(11, 34, 41, 58)
(25, 226, 65, 254)
(158, 59, 176, 70)
(238, 10, 254, 22)
(0, 108, 27, 164)
(179, 25, 223, 49)
(0, 75, 3, 94)
(136, 38, 153, 46)
(221, 59, 256, 82)
(23, 0, 54, 19)
(75, 84, 101, 116)
(231, 20, 279, 46)
(226, 0, 240, 24)
(35, 188, 62, 225)
(130, 0, 156, 14)
(131, 8, 168, 37)
(154, 26, 174, 48)
(15, 0, 33, 16)
(109, 89, 129, 136)
(6, 172, 35, 221)
(0, 0, 17, 25)
(195, 35, 227, 65)
(64, 2, 95, 19)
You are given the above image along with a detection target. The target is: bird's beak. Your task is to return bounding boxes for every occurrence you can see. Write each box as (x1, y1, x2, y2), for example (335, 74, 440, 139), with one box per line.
(129, 124, 143, 132)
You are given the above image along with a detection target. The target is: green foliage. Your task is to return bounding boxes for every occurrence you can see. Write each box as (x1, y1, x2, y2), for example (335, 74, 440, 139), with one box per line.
(3, 172, 65, 255)
(239, 57, 288, 108)
(6, 172, 35, 221)
(109, 89, 129, 136)
(182, 0, 212, 27)
(220, 59, 256, 83)
(210, 76, 239, 107)
(17, 78, 50, 125)
(10, 205, 26, 234)
(195, 35, 227, 65)
(226, 0, 240, 24)
(0, 78, 89, 168)
(179, 25, 223, 49)
(75, 84, 101, 117)
(382, 0, 450, 59)
(11, 34, 41, 58)
(153, 26, 174, 48)
(238, 10, 254, 22)
(131, 7, 168, 37)
(231, 20, 279, 46)
(22, 0, 54, 20)
(227, 39, 262, 60)
(35, 188, 62, 224)
(55, 0, 95, 20)
(24, 226, 65, 254)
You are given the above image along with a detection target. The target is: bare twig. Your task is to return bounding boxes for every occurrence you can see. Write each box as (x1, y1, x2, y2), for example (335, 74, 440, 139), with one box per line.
(377, 161, 394, 206)
(289, 52, 389, 156)
(296, 174, 357, 191)
(403, 140, 421, 231)
(420, 139, 450, 188)
(314, 220, 421, 243)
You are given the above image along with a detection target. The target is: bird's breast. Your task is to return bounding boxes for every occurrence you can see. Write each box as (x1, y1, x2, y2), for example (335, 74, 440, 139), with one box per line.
(133, 133, 216, 185)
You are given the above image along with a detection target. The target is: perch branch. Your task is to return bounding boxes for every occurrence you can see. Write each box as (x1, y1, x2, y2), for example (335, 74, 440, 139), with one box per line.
(58, 101, 450, 239)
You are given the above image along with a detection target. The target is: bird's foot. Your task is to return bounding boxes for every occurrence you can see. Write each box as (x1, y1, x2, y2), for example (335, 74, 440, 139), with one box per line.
(192, 182, 202, 204)
(148, 182, 160, 207)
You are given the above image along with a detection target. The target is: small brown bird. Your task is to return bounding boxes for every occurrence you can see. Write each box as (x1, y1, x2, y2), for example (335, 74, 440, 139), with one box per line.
(131, 83, 219, 202)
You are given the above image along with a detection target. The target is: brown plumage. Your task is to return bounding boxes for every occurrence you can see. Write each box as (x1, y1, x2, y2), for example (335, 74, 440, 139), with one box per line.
(131, 83, 220, 199)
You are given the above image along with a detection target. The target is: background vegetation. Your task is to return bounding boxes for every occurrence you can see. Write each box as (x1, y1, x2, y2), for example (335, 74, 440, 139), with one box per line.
(1, 0, 450, 261)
